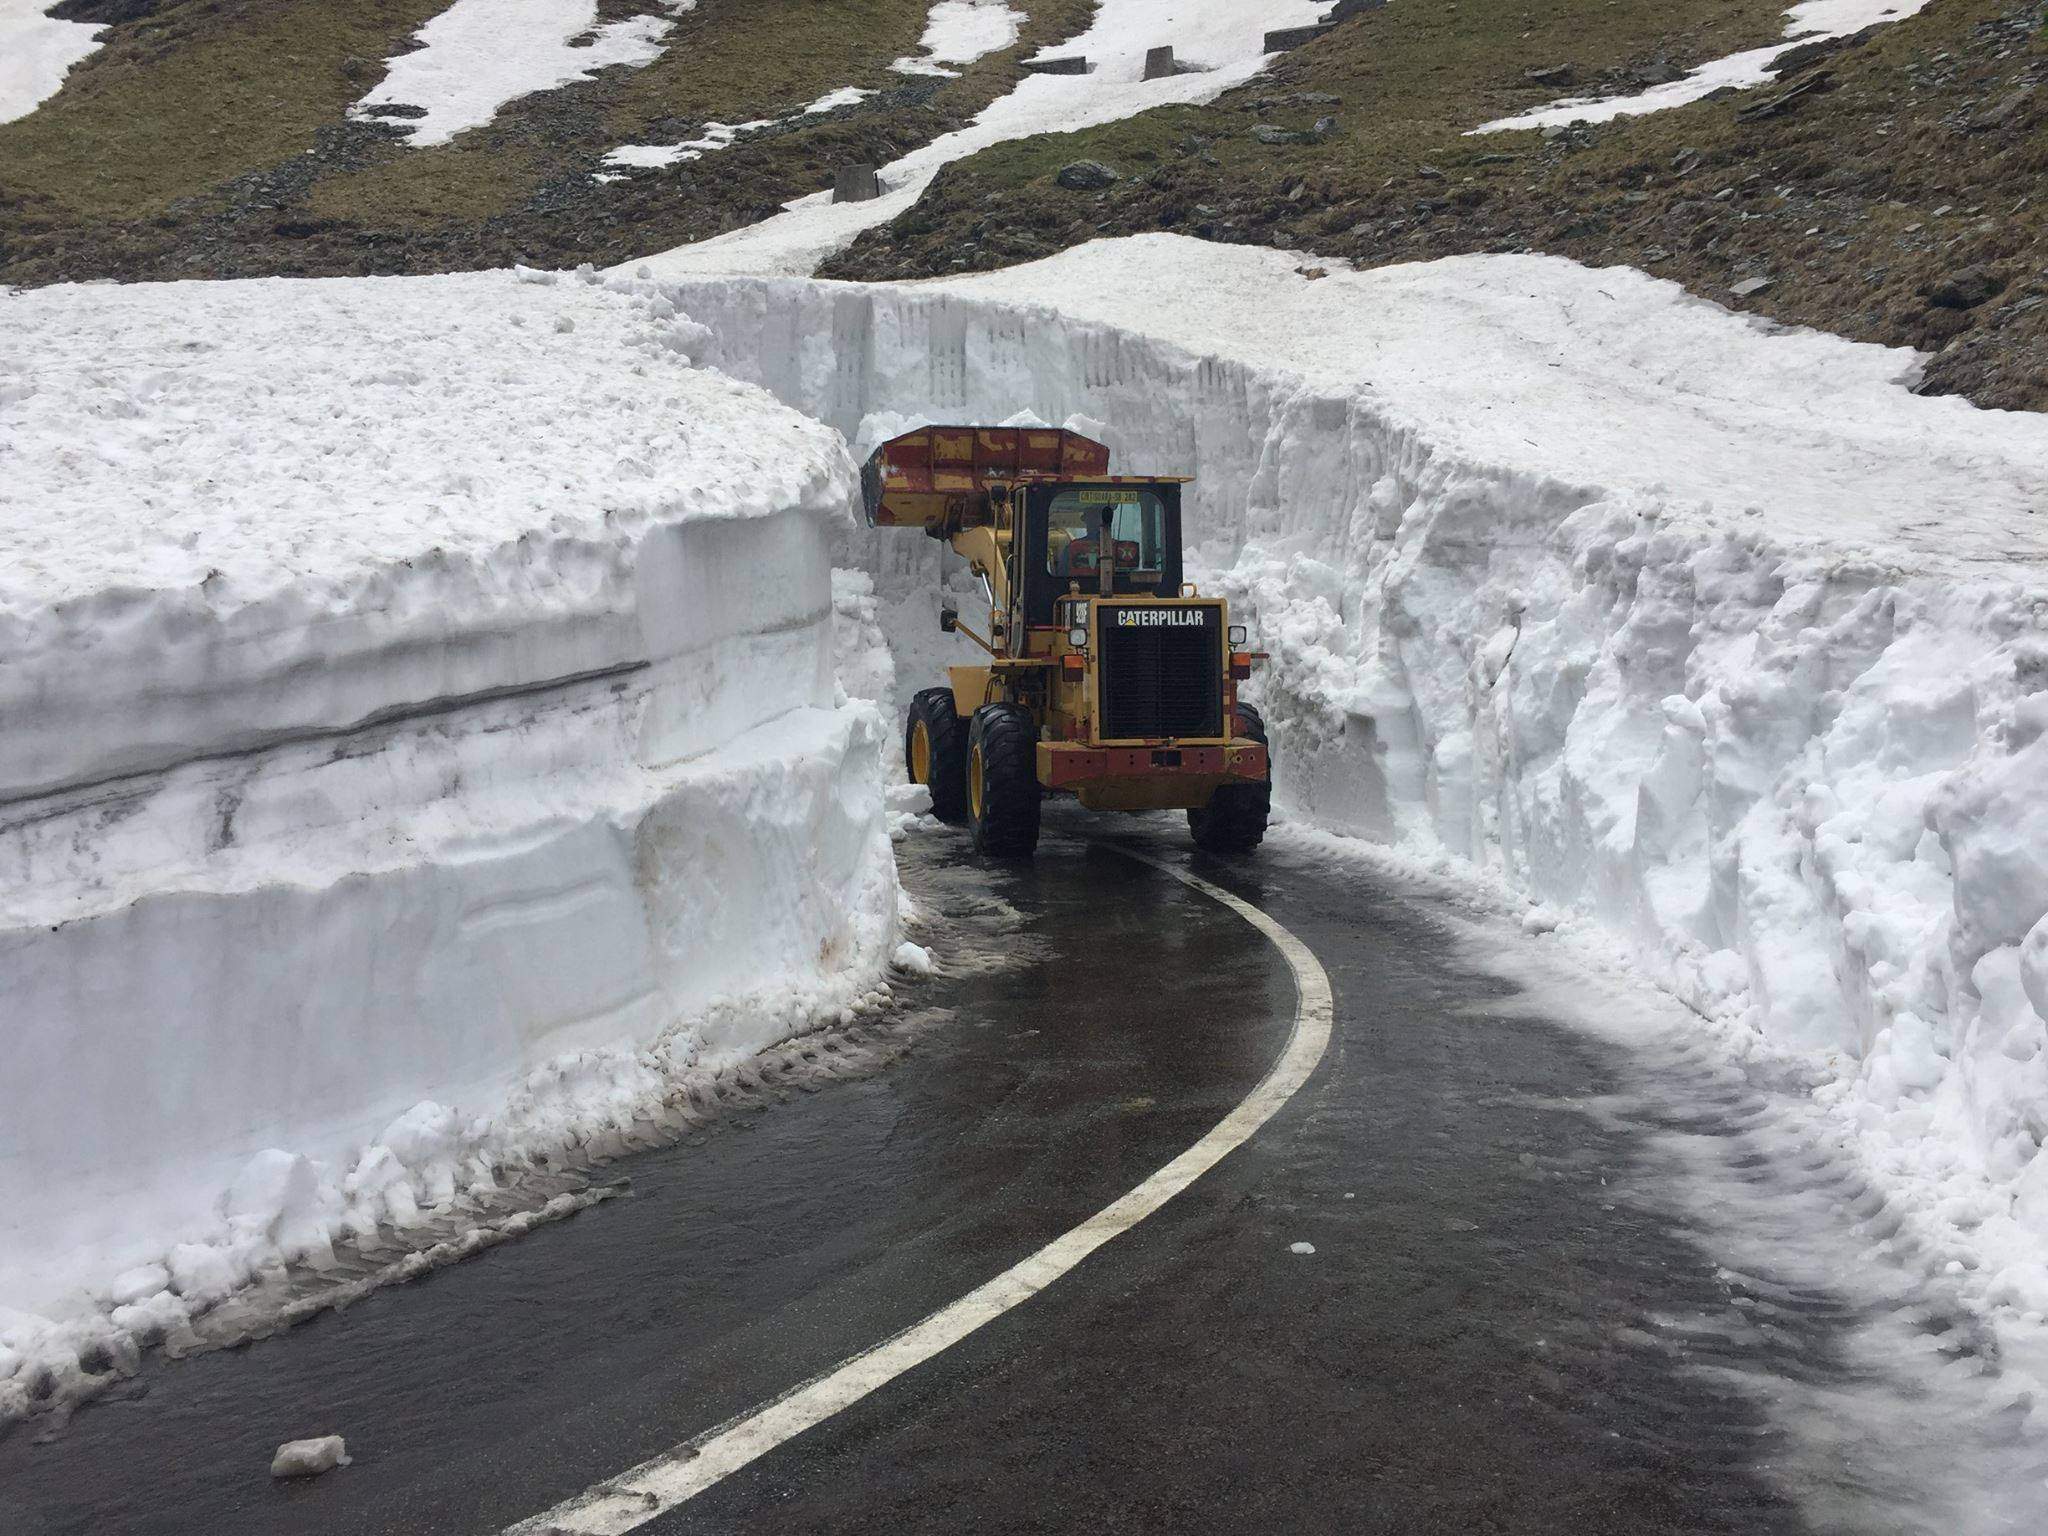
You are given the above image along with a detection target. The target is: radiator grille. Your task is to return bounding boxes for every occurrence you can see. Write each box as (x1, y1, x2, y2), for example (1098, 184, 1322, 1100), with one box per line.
(1098, 605, 1224, 739)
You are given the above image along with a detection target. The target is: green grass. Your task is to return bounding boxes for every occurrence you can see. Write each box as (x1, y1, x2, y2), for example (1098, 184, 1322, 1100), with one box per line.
(0, 0, 448, 221)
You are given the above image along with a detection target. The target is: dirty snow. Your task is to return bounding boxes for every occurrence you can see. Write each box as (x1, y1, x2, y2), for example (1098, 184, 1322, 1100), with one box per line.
(0, 265, 898, 1422)
(602, 87, 878, 174)
(0, 0, 104, 125)
(890, 0, 1026, 77)
(352, 0, 696, 147)
(630, 0, 1328, 277)
(1476, 0, 1934, 132)
(657, 234, 2048, 1386)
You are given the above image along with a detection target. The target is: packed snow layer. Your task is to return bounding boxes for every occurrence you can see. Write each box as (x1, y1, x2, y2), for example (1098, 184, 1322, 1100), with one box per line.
(629, 0, 1327, 278)
(0, 266, 897, 1410)
(661, 235, 2048, 1335)
(351, 0, 695, 147)
(0, 0, 104, 125)
(1476, 0, 1932, 132)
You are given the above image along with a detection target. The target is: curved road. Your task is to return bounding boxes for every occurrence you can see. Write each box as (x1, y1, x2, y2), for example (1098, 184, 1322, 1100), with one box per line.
(0, 815, 2000, 1534)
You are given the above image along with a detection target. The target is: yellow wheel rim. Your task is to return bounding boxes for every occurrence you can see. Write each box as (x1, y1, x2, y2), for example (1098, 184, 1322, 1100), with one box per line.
(910, 719, 931, 784)
(968, 745, 986, 820)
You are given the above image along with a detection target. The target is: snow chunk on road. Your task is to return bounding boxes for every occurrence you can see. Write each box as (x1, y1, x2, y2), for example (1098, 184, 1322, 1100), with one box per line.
(0, 1, 104, 125)
(352, 0, 696, 147)
(271, 1437, 351, 1479)
(1476, 0, 1933, 132)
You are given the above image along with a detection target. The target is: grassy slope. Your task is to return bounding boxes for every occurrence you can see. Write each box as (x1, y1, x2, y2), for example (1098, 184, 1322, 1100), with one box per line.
(823, 0, 2048, 412)
(0, 0, 1095, 281)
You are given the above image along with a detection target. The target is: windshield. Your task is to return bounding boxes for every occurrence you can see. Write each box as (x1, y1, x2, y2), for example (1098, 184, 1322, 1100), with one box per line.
(1043, 488, 1167, 585)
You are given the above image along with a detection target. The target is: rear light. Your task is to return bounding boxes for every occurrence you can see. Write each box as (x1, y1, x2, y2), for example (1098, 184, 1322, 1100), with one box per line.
(1230, 653, 1253, 680)
(1061, 653, 1086, 678)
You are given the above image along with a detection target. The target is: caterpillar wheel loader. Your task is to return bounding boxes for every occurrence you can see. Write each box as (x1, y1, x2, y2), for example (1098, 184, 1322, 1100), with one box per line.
(867, 425, 1271, 859)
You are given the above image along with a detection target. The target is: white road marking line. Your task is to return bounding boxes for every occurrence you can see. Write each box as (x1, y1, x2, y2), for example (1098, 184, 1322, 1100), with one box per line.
(505, 849, 1334, 1536)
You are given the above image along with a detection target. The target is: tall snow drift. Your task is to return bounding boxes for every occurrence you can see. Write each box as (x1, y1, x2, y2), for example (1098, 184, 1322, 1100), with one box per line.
(660, 235, 2048, 1332)
(0, 266, 898, 1414)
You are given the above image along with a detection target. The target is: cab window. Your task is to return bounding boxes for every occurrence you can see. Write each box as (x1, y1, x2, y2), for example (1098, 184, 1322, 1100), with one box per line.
(1043, 489, 1167, 585)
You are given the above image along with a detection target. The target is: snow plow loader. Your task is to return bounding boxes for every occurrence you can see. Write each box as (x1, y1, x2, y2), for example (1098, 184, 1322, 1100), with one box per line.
(867, 425, 1271, 858)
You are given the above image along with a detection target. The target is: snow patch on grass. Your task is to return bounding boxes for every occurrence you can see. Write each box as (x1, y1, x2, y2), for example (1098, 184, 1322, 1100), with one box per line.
(890, 0, 1026, 78)
(352, 0, 698, 147)
(1475, 0, 1934, 132)
(630, 0, 1328, 277)
(0, 1, 105, 126)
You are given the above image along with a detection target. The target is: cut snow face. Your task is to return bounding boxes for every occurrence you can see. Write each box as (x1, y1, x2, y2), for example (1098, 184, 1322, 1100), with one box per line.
(351, 0, 697, 147)
(628, 0, 1329, 278)
(0, 0, 104, 126)
(1474, 0, 1933, 132)
(890, 0, 1027, 78)
(0, 263, 899, 1425)
(654, 233, 2048, 1398)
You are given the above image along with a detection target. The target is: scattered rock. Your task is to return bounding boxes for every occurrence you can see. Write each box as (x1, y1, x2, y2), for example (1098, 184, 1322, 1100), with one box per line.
(1737, 71, 1832, 122)
(1671, 146, 1702, 174)
(1970, 84, 2038, 133)
(1289, 1241, 1317, 1255)
(1627, 57, 1687, 88)
(271, 1437, 350, 1479)
(1926, 266, 2003, 311)
(1770, 24, 1883, 79)
(1729, 276, 1774, 298)
(1524, 64, 1576, 88)
(1415, 165, 1446, 182)
(1053, 160, 1119, 191)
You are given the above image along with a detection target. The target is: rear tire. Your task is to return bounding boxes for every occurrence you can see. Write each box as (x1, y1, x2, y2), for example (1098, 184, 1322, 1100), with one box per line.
(1190, 702, 1271, 854)
(906, 688, 968, 824)
(967, 702, 1041, 858)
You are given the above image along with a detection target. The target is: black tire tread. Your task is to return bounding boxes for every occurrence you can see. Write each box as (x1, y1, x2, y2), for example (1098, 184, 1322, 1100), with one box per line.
(1189, 702, 1271, 854)
(968, 702, 1041, 858)
(907, 687, 969, 824)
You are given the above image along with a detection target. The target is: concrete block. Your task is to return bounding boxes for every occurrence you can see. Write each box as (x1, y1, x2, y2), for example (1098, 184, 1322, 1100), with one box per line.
(1264, 23, 1335, 51)
(832, 164, 881, 204)
(1022, 55, 1091, 76)
(1143, 46, 1177, 81)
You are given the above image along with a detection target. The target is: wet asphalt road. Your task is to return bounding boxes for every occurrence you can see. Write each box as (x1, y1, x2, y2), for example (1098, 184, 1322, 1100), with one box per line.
(1, 814, 1863, 1534)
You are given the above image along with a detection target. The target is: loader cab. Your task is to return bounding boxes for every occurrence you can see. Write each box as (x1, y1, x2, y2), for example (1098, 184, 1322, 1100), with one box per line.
(1021, 481, 1185, 625)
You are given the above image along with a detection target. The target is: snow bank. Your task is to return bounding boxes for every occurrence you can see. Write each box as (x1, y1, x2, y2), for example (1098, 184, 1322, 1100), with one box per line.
(1475, 0, 1932, 132)
(0, 0, 104, 126)
(351, 0, 695, 147)
(628, 0, 1328, 278)
(0, 266, 897, 1415)
(659, 235, 2048, 1335)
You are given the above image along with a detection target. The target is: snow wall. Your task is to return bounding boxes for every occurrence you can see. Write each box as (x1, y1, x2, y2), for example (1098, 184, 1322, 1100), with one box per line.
(0, 269, 898, 1400)
(664, 237, 2048, 1313)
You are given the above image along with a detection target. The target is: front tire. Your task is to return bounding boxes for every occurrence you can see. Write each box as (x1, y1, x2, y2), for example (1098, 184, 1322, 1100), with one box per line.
(1190, 702, 1271, 854)
(906, 688, 968, 823)
(967, 702, 1041, 858)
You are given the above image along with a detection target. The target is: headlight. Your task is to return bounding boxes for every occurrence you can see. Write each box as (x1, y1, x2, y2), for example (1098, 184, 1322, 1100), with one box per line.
(1067, 626, 1089, 648)
(1228, 624, 1248, 645)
